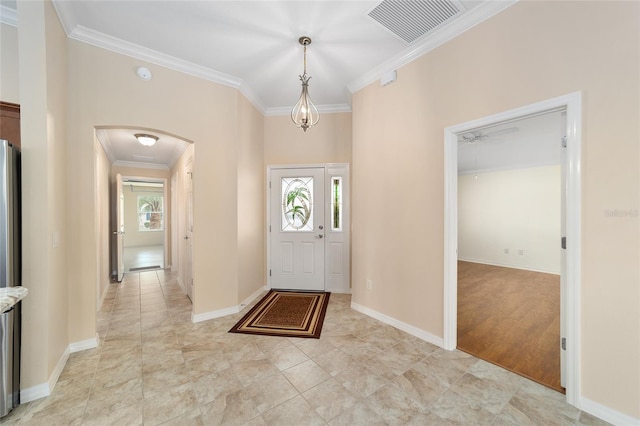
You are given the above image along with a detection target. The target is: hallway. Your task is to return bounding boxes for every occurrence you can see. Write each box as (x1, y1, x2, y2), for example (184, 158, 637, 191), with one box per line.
(123, 245, 164, 272)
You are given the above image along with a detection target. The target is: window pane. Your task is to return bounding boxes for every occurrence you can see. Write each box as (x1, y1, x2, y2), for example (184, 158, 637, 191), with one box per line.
(138, 195, 164, 231)
(281, 177, 313, 232)
(331, 177, 342, 231)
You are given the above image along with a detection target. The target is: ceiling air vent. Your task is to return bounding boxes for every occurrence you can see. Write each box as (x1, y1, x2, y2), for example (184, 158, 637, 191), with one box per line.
(368, 0, 464, 44)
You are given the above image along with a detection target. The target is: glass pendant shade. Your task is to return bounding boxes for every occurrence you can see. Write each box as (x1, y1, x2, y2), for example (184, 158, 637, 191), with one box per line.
(291, 73, 319, 132)
(291, 36, 319, 132)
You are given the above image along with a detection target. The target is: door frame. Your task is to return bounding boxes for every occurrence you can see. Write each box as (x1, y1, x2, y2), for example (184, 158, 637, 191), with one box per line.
(443, 92, 582, 406)
(120, 175, 169, 272)
(266, 163, 351, 293)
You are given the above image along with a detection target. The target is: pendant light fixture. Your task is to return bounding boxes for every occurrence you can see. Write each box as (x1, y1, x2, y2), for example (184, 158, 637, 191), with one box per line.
(291, 36, 319, 132)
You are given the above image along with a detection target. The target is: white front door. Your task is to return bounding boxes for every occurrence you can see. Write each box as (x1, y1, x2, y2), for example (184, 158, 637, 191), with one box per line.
(270, 167, 325, 291)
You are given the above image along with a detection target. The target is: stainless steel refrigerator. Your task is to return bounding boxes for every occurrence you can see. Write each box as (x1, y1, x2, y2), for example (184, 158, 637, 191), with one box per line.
(0, 139, 21, 417)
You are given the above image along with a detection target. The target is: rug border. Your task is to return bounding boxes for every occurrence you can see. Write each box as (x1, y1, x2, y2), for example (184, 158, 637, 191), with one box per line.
(229, 290, 331, 339)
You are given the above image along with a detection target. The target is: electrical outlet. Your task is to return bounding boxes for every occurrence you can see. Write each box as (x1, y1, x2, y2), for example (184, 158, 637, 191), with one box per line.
(366, 279, 373, 291)
(518, 249, 524, 255)
(504, 248, 509, 254)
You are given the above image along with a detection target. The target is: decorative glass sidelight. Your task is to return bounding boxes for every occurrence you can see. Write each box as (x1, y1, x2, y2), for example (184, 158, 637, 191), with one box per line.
(281, 177, 314, 231)
(331, 177, 342, 231)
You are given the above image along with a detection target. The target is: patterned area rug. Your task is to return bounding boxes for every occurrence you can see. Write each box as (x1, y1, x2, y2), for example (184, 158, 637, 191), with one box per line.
(229, 290, 331, 339)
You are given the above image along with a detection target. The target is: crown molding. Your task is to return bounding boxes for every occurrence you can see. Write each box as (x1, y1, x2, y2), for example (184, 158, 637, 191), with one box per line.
(348, 0, 518, 94)
(50, 2, 269, 110)
(238, 81, 266, 115)
(70, 25, 244, 89)
(0, 4, 17, 26)
(51, 0, 76, 35)
(95, 129, 116, 163)
(264, 103, 352, 117)
(53, 0, 244, 90)
(112, 160, 169, 170)
(166, 141, 190, 170)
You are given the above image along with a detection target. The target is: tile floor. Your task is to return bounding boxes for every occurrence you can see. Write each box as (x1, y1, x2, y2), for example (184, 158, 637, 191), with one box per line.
(124, 245, 164, 271)
(4, 270, 609, 425)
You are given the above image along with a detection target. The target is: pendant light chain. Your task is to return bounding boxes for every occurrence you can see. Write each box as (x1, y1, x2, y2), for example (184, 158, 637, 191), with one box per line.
(291, 36, 319, 132)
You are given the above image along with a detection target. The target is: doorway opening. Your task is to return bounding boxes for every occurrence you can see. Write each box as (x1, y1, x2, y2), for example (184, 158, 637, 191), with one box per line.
(122, 179, 166, 272)
(444, 92, 582, 407)
(455, 110, 564, 392)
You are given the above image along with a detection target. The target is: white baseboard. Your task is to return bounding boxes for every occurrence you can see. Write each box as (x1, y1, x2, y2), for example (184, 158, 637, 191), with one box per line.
(20, 382, 50, 403)
(192, 306, 240, 323)
(69, 335, 99, 353)
(351, 302, 444, 348)
(192, 285, 269, 323)
(458, 257, 561, 275)
(21, 336, 98, 403)
(580, 397, 640, 426)
(238, 286, 266, 310)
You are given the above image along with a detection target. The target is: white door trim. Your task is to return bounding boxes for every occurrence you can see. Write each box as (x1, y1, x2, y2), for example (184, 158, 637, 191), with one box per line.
(443, 92, 582, 407)
(267, 163, 351, 293)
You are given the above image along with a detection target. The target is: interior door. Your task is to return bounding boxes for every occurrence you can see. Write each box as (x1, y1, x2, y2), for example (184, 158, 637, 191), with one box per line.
(270, 167, 325, 291)
(115, 173, 125, 281)
(184, 158, 194, 300)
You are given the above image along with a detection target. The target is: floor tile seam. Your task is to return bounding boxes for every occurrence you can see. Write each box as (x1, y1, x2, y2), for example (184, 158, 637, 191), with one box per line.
(244, 379, 301, 418)
(297, 383, 364, 424)
(436, 380, 502, 423)
(384, 370, 446, 414)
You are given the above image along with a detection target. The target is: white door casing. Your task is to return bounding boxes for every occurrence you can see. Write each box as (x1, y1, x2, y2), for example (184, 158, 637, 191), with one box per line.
(116, 173, 125, 282)
(325, 164, 350, 293)
(267, 164, 350, 293)
(184, 157, 194, 300)
(560, 111, 568, 388)
(443, 92, 582, 407)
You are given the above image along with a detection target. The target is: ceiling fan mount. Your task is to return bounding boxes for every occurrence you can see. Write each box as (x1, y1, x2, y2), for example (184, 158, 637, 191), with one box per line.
(458, 127, 519, 144)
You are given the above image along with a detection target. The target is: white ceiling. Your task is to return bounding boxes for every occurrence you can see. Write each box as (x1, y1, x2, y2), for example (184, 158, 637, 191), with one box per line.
(96, 128, 191, 169)
(457, 110, 563, 175)
(1, 0, 516, 114)
(1, 0, 527, 168)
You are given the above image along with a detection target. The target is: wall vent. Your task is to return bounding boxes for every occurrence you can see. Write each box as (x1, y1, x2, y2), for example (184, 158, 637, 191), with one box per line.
(368, 0, 464, 44)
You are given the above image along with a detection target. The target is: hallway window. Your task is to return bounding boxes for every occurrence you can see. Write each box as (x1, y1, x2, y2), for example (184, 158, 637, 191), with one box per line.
(138, 195, 164, 231)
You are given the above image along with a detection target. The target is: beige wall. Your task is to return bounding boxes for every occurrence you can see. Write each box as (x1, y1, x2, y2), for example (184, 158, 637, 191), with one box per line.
(458, 166, 561, 274)
(66, 39, 246, 334)
(1, 22, 19, 103)
(237, 94, 265, 302)
(264, 113, 352, 165)
(352, 1, 639, 418)
(17, 0, 69, 389)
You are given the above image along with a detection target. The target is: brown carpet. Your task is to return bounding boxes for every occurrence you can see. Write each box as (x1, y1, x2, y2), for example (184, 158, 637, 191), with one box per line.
(229, 290, 330, 339)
